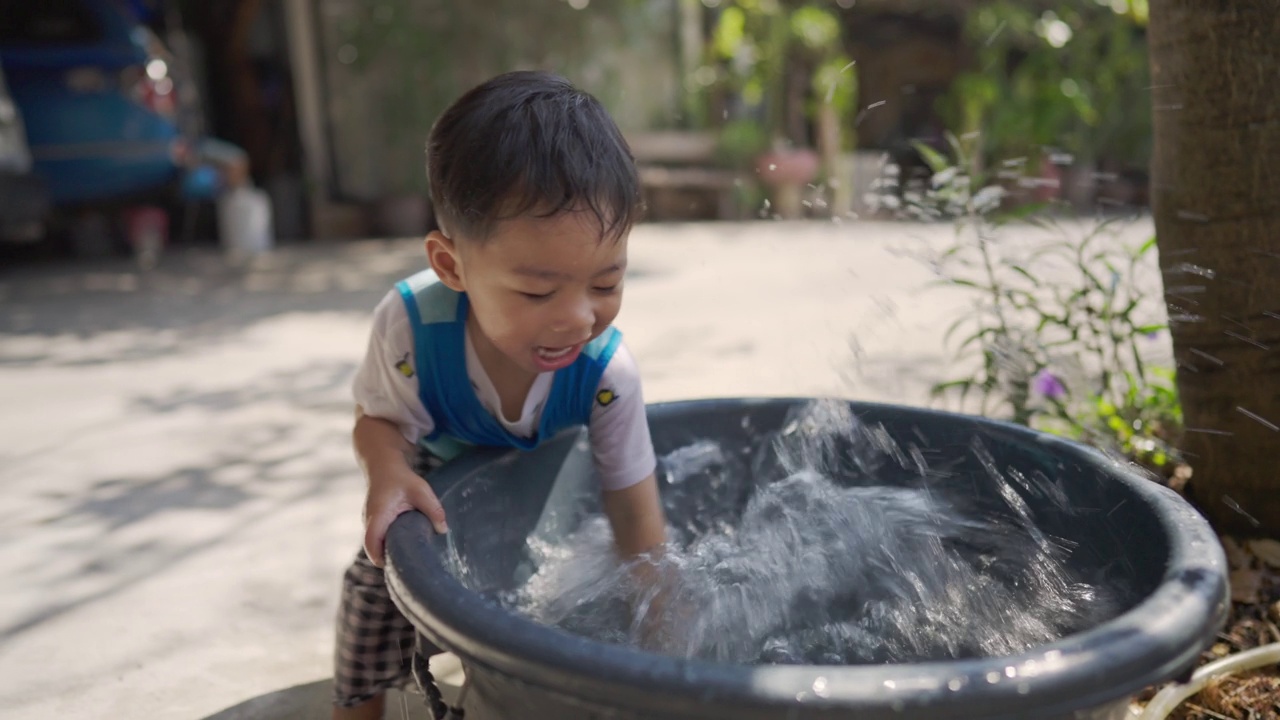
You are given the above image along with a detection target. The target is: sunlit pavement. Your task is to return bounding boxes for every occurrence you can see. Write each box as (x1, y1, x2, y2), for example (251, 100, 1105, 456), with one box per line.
(0, 217, 1158, 719)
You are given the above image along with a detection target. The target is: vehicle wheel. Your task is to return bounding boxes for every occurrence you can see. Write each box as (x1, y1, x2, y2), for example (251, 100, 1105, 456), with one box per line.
(67, 212, 118, 260)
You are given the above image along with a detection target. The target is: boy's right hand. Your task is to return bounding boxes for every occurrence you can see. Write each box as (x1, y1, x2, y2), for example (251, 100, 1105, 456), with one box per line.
(363, 463, 449, 568)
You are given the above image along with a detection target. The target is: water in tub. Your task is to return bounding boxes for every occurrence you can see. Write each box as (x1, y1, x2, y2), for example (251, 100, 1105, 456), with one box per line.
(500, 399, 1121, 665)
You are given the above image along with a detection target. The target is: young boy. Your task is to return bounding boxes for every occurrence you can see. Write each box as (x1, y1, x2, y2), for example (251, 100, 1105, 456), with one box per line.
(333, 71, 668, 719)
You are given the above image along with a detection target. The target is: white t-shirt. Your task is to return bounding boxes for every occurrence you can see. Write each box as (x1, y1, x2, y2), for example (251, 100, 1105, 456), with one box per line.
(352, 289, 656, 492)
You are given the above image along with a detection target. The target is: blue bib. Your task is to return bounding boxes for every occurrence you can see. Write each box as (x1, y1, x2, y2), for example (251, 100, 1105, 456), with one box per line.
(395, 269, 621, 460)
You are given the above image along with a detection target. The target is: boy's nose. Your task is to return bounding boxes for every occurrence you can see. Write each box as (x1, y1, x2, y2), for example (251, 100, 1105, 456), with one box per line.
(554, 296, 595, 338)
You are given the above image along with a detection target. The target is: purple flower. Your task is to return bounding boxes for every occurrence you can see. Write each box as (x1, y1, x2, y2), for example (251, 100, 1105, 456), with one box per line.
(1032, 369, 1067, 400)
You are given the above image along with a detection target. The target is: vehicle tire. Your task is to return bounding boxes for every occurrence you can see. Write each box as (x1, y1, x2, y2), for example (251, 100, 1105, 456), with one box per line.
(67, 211, 119, 260)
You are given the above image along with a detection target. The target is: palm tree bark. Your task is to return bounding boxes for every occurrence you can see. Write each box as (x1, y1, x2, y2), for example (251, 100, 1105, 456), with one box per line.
(1149, 1, 1280, 534)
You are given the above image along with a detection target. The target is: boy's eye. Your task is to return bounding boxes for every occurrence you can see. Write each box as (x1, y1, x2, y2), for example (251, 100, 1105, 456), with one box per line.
(593, 284, 619, 294)
(519, 291, 553, 300)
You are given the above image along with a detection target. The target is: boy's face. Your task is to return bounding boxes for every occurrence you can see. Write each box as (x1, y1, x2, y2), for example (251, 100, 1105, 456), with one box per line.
(428, 210, 628, 381)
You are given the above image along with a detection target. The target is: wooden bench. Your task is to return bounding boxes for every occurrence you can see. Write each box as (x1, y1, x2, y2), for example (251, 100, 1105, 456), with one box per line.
(626, 131, 744, 221)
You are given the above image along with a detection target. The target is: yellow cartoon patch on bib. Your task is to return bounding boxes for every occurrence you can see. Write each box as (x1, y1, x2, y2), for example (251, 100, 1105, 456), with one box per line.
(596, 388, 617, 407)
(395, 352, 415, 378)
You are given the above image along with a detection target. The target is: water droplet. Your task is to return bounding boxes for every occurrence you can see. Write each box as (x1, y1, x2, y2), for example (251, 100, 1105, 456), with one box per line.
(1005, 665, 1017, 678)
(1235, 407, 1280, 432)
(1169, 262, 1216, 279)
(1223, 496, 1263, 527)
(1188, 348, 1224, 367)
(1185, 427, 1233, 436)
(883, 679, 897, 690)
(947, 677, 966, 691)
(812, 677, 829, 698)
(1176, 210, 1210, 223)
(1224, 330, 1270, 350)
(1017, 682, 1031, 695)
(986, 671, 1001, 684)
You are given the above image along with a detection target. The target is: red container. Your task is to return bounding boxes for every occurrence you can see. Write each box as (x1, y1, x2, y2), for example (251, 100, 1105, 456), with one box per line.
(122, 205, 168, 265)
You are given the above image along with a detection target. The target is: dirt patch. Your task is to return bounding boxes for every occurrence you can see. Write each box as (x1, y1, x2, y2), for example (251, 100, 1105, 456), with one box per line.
(1137, 534, 1280, 720)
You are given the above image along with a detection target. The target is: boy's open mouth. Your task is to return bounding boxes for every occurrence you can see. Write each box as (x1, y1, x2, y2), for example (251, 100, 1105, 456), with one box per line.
(533, 343, 583, 370)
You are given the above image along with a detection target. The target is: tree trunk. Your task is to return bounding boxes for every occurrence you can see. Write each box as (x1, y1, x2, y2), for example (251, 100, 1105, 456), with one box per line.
(1148, 1, 1280, 535)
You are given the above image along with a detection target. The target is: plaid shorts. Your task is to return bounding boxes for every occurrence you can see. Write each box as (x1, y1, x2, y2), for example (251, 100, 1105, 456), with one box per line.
(332, 452, 445, 708)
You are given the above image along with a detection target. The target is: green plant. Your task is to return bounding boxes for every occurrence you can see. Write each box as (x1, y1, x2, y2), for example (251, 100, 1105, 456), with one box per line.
(707, 1, 850, 146)
(938, 0, 1152, 173)
(715, 119, 771, 169)
(334, 0, 666, 196)
(882, 134, 1182, 474)
(810, 55, 858, 151)
(1071, 367, 1182, 472)
(335, 0, 457, 195)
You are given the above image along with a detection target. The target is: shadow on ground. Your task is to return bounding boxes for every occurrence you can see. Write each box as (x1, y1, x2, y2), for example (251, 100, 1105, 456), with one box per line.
(0, 237, 666, 369)
(201, 680, 429, 720)
(1, 419, 351, 642)
(201, 656, 464, 720)
(0, 240, 427, 368)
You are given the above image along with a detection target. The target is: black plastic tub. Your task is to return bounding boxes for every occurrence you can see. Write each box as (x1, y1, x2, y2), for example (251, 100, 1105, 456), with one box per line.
(385, 398, 1228, 720)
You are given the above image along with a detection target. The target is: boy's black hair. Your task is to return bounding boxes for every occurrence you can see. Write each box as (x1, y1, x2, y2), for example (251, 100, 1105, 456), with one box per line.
(426, 71, 641, 242)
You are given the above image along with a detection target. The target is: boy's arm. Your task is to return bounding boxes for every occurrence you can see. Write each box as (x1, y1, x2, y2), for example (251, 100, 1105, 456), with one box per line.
(589, 344, 678, 648)
(600, 473, 666, 557)
(354, 408, 449, 567)
(588, 341, 666, 556)
(603, 470, 680, 654)
(351, 290, 447, 567)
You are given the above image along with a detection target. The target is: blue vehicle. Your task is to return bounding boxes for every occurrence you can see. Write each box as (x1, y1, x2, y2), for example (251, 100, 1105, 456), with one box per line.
(0, 61, 50, 243)
(0, 0, 220, 223)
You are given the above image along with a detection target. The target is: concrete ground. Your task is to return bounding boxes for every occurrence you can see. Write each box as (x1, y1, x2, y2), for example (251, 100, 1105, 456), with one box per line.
(0, 218, 1158, 719)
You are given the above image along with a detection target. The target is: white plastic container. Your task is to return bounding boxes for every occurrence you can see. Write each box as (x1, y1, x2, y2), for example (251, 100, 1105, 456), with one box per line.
(217, 185, 274, 261)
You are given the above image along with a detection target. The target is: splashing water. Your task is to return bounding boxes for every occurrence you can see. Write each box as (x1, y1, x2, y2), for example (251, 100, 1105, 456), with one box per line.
(501, 400, 1119, 666)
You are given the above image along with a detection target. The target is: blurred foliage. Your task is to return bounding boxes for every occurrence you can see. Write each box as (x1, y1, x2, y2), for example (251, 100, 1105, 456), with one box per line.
(715, 119, 771, 168)
(334, 0, 455, 194)
(873, 133, 1182, 476)
(938, 0, 1151, 172)
(810, 54, 858, 150)
(331, 0, 673, 196)
(706, 1, 853, 147)
(1071, 367, 1182, 473)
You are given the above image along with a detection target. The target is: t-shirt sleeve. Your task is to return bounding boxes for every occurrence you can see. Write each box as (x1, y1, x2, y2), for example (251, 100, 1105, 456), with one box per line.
(588, 339, 657, 492)
(351, 288, 435, 445)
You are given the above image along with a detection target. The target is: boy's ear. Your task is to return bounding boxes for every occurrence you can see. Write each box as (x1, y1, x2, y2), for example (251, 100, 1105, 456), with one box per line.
(426, 230, 466, 292)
